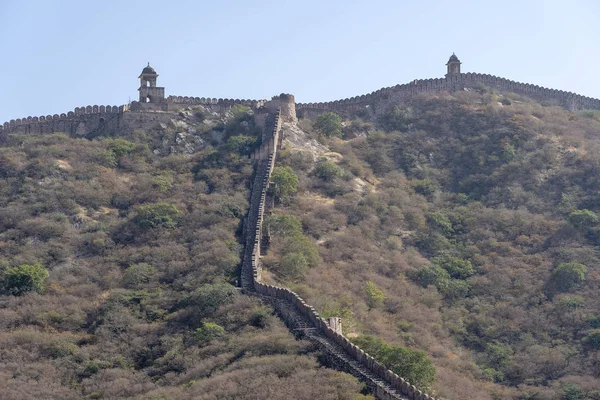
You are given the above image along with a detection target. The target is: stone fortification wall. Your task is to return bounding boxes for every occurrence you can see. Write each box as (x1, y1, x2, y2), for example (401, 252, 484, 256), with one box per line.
(166, 95, 265, 110)
(296, 73, 600, 116)
(241, 110, 437, 400)
(0, 104, 130, 138)
(263, 94, 297, 123)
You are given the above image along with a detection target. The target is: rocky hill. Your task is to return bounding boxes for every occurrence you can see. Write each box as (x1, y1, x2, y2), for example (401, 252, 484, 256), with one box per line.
(0, 106, 370, 400)
(2, 80, 600, 400)
(263, 88, 600, 399)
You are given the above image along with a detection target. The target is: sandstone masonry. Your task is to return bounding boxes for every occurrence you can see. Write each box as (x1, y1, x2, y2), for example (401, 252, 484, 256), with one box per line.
(2, 56, 597, 142)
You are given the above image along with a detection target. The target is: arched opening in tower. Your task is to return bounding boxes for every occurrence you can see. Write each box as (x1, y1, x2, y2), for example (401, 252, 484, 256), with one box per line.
(145, 95, 152, 103)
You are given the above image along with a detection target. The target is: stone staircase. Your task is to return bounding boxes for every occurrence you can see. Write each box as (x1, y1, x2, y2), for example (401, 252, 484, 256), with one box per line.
(258, 293, 411, 400)
(240, 109, 438, 400)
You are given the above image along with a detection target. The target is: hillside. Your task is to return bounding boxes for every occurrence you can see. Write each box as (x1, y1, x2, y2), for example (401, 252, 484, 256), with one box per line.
(2, 80, 600, 400)
(265, 88, 600, 399)
(0, 107, 370, 399)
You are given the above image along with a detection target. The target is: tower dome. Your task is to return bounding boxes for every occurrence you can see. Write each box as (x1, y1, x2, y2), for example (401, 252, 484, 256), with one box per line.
(446, 53, 461, 76)
(141, 63, 156, 74)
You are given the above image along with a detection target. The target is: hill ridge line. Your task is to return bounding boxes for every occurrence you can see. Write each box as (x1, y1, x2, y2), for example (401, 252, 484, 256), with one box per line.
(296, 72, 600, 113)
(3, 71, 599, 138)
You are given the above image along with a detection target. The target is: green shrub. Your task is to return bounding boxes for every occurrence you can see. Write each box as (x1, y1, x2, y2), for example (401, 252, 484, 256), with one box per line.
(225, 104, 256, 136)
(568, 209, 599, 229)
(282, 234, 321, 267)
(179, 284, 237, 318)
(484, 341, 511, 370)
(44, 340, 78, 358)
(433, 255, 475, 280)
(381, 105, 412, 132)
(278, 252, 308, 279)
(549, 262, 588, 293)
(102, 138, 139, 167)
(562, 382, 587, 400)
(265, 215, 303, 237)
(584, 330, 600, 350)
(122, 263, 157, 288)
(224, 135, 257, 155)
(270, 166, 299, 201)
(249, 307, 271, 328)
(425, 211, 454, 236)
(2, 263, 48, 295)
(416, 232, 452, 255)
(352, 335, 435, 390)
(315, 159, 344, 181)
(364, 281, 386, 309)
(411, 178, 439, 198)
(134, 203, 181, 230)
(194, 321, 226, 344)
(554, 294, 585, 311)
(588, 316, 600, 329)
(151, 174, 174, 192)
(437, 278, 470, 299)
(315, 112, 342, 137)
(415, 265, 450, 288)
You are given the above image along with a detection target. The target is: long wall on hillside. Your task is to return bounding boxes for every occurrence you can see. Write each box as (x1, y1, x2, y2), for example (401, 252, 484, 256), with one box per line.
(0, 96, 281, 140)
(241, 111, 437, 400)
(296, 72, 600, 116)
(166, 96, 265, 109)
(0, 105, 133, 140)
(4, 72, 597, 141)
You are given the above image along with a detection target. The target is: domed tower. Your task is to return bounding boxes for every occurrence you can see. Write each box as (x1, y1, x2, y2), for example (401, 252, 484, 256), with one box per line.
(138, 63, 165, 104)
(446, 53, 462, 77)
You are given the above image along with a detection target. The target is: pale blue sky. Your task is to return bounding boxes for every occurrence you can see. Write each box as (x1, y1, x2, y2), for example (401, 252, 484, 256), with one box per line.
(1, 0, 599, 123)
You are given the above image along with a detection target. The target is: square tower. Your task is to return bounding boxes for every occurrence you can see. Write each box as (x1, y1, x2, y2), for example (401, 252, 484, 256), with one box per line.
(138, 63, 165, 104)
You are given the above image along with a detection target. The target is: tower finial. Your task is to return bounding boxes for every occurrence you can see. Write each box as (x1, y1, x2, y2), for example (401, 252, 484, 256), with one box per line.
(147, 62, 150, 67)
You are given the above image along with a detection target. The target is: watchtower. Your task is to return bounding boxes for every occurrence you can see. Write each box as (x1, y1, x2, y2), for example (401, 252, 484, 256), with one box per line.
(138, 63, 165, 104)
(446, 53, 461, 77)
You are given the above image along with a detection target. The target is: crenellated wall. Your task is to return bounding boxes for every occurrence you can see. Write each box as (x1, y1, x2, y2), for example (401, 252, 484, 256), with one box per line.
(0, 104, 130, 138)
(296, 73, 600, 116)
(4, 70, 597, 141)
(166, 95, 265, 110)
(241, 110, 437, 400)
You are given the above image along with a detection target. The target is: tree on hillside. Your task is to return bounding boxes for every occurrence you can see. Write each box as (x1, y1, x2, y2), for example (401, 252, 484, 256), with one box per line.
(568, 209, 599, 230)
(352, 335, 436, 390)
(134, 203, 181, 230)
(2, 263, 48, 296)
(548, 262, 588, 294)
(315, 159, 344, 181)
(224, 135, 257, 156)
(270, 166, 299, 202)
(315, 112, 342, 137)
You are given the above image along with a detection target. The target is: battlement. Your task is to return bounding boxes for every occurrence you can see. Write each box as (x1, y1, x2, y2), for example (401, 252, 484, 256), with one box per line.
(0, 104, 131, 138)
(166, 95, 265, 108)
(3, 57, 598, 140)
(296, 72, 600, 115)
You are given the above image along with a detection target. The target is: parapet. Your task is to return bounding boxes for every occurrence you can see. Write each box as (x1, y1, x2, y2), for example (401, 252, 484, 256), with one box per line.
(295, 73, 600, 114)
(166, 96, 266, 109)
(0, 104, 128, 136)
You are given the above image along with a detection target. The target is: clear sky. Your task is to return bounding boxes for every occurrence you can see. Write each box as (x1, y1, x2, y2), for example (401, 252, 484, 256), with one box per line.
(1, 0, 599, 123)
